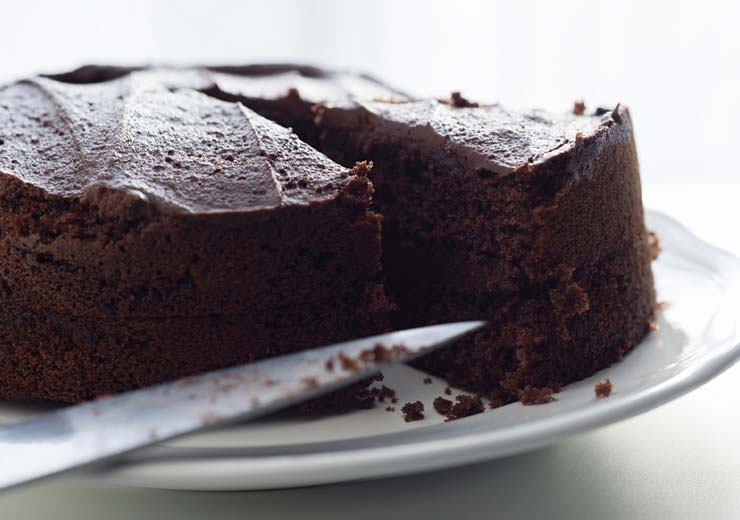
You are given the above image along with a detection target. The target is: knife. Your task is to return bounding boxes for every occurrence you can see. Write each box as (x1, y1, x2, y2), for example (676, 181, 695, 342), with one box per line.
(0, 321, 484, 491)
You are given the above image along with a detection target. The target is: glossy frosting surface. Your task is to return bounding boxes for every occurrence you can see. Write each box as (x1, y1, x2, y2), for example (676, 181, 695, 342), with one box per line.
(0, 73, 350, 214)
(1, 63, 623, 213)
(323, 99, 624, 175)
(45, 63, 407, 105)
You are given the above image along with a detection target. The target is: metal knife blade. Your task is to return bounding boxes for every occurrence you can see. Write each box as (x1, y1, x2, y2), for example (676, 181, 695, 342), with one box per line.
(0, 321, 485, 491)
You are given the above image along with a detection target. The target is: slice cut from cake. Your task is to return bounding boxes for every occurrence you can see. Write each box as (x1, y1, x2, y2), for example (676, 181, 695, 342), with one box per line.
(0, 73, 391, 402)
(315, 96, 656, 402)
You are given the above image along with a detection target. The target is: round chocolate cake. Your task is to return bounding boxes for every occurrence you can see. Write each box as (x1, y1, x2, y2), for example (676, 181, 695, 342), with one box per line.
(0, 65, 656, 405)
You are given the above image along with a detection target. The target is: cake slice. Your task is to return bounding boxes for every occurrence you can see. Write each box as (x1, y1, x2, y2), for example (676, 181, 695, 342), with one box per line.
(0, 73, 391, 402)
(315, 96, 656, 402)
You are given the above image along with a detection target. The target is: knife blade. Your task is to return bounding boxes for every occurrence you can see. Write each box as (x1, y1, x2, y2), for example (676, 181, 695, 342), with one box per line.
(0, 321, 485, 491)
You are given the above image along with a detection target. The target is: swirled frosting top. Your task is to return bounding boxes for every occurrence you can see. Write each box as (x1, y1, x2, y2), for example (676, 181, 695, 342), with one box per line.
(45, 63, 407, 106)
(0, 69, 367, 214)
(319, 97, 627, 175)
(1, 64, 625, 215)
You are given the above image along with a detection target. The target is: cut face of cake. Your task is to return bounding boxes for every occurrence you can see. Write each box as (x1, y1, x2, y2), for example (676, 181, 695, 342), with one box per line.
(315, 98, 656, 401)
(0, 73, 391, 402)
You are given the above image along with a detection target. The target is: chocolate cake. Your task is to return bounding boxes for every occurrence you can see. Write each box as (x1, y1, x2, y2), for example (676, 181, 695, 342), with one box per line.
(315, 97, 656, 400)
(0, 64, 656, 407)
(0, 72, 392, 402)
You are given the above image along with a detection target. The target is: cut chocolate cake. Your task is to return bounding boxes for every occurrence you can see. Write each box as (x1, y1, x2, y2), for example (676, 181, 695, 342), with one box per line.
(315, 97, 656, 399)
(0, 64, 656, 407)
(0, 73, 391, 402)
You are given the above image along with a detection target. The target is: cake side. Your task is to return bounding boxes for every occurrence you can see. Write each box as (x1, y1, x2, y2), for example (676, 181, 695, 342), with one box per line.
(0, 283, 390, 402)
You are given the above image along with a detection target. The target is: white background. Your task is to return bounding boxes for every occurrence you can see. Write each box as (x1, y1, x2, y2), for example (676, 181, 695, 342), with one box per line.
(2, 0, 738, 184)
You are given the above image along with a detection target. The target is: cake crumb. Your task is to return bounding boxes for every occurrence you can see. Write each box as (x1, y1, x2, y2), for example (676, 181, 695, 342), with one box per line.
(423, 377, 433, 385)
(401, 401, 425, 422)
(370, 384, 397, 403)
(358, 343, 409, 364)
(518, 385, 557, 405)
(447, 91, 479, 108)
(337, 352, 361, 372)
(350, 160, 373, 178)
(385, 406, 396, 412)
(594, 379, 613, 398)
(650, 321, 660, 332)
(325, 358, 335, 371)
(445, 394, 485, 421)
(433, 396, 453, 416)
(302, 377, 319, 388)
(444, 386, 452, 395)
(573, 100, 586, 115)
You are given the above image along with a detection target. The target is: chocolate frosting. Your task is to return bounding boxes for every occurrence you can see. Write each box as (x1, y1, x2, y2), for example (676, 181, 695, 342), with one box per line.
(204, 65, 407, 106)
(0, 72, 352, 214)
(2, 64, 622, 214)
(45, 63, 408, 106)
(319, 99, 625, 175)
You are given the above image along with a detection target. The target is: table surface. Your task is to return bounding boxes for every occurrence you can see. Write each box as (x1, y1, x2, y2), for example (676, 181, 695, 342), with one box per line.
(1, 182, 738, 520)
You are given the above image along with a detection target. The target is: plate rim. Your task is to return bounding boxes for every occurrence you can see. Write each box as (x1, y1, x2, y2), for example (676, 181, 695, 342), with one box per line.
(83, 209, 740, 490)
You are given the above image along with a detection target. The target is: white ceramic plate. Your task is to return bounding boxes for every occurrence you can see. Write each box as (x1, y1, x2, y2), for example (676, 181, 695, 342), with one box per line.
(2, 210, 740, 491)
